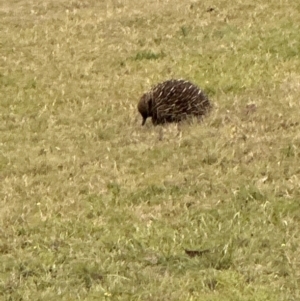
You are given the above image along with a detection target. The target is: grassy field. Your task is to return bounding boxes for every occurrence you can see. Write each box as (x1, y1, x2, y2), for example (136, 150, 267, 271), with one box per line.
(1, 0, 300, 300)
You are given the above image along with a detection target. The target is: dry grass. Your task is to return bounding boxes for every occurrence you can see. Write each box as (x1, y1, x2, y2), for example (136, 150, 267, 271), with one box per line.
(1, 0, 300, 300)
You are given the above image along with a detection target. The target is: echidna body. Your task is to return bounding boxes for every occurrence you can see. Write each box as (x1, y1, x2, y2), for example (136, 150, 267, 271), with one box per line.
(138, 79, 211, 125)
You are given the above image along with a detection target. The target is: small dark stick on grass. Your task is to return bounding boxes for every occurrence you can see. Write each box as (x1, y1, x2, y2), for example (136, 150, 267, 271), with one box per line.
(137, 79, 212, 126)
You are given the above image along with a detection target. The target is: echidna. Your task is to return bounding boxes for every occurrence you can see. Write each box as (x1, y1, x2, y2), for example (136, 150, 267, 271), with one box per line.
(137, 79, 211, 125)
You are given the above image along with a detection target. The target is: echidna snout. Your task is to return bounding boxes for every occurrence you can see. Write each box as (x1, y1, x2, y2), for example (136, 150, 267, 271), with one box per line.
(137, 93, 152, 125)
(138, 79, 211, 125)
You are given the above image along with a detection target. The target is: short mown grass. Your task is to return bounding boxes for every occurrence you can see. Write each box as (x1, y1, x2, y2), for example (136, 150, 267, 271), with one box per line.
(1, 0, 300, 300)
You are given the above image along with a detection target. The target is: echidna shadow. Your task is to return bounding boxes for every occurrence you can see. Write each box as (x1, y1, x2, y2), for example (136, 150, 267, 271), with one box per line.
(137, 79, 212, 126)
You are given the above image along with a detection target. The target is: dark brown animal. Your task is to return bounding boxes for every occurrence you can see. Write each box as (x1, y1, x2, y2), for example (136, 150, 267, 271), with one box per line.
(137, 79, 211, 125)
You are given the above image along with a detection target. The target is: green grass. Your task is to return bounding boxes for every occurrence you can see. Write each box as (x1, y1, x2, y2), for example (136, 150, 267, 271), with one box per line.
(1, 0, 300, 300)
